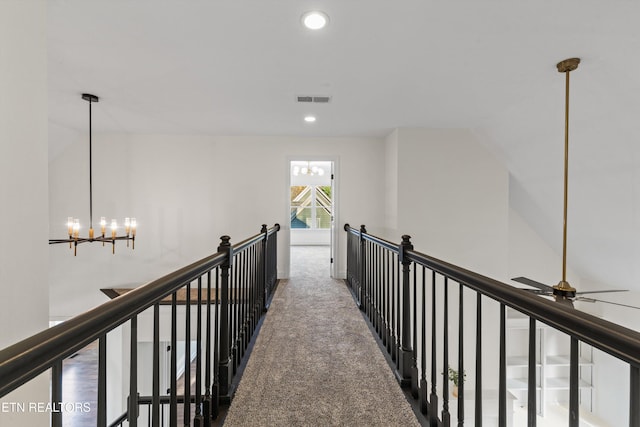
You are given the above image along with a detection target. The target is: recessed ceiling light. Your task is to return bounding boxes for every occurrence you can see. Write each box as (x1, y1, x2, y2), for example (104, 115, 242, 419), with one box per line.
(302, 11, 329, 30)
(304, 115, 317, 123)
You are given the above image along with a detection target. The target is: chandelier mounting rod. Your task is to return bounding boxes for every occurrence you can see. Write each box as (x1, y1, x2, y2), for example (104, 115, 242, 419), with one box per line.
(82, 93, 99, 231)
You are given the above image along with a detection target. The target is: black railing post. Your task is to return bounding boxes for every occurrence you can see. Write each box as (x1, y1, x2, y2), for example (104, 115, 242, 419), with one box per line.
(631, 365, 640, 427)
(218, 235, 233, 399)
(499, 304, 506, 427)
(475, 293, 483, 425)
(98, 334, 107, 427)
(129, 316, 138, 427)
(528, 317, 537, 427)
(152, 305, 160, 427)
(51, 360, 62, 427)
(569, 337, 579, 427)
(359, 225, 367, 311)
(261, 224, 268, 312)
(397, 235, 414, 384)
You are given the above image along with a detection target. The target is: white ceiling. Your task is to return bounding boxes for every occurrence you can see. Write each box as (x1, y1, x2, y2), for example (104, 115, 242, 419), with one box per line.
(48, 1, 640, 291)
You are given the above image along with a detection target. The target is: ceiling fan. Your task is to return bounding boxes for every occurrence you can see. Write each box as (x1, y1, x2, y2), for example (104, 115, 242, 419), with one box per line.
(512, 58, 640, 311)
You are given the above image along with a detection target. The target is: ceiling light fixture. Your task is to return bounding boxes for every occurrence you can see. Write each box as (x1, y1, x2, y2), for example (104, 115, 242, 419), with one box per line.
(292, 161, 325, 177)
(302, 11, 329, 30)
(304, 115, 317, 123)
(49, 94, 136, 256)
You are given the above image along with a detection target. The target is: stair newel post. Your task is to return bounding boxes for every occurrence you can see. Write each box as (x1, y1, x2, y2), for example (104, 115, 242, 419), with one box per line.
(398, 234, 414, 384)
(261, 224, 268, 312)
(218, 235, 233, 399)
(359, 225, 367, 311)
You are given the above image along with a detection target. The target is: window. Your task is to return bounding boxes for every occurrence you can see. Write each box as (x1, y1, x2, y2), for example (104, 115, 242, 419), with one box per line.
(290, 185, 332, 229)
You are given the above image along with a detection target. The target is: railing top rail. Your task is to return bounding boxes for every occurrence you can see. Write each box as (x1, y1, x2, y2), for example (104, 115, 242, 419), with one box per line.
(348, 224, 640, 367)
(0, 224, 279, 398)
(344, 223, 398, 253)
(406, 248, 640, 367)
(233, 224, 280, 254)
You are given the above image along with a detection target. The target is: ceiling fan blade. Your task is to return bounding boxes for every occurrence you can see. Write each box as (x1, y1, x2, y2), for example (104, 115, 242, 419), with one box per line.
(512, 277, 554, 292)
(575, 289, 628, 295)
(575, 297, 640, 310)
(519, 288, 553, 296)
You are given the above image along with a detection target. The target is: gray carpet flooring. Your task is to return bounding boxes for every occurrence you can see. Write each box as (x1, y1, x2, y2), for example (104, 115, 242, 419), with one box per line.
(223, 246, 420, 426)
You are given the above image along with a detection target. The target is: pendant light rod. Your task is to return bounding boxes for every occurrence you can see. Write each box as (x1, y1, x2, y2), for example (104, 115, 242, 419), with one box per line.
(555, 58, 580, 296)
(83, 93, 98, 231)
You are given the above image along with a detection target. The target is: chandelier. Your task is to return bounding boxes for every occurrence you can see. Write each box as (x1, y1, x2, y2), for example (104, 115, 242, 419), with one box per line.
(49, 94, 136, 256)
(292, 161, 325, 176)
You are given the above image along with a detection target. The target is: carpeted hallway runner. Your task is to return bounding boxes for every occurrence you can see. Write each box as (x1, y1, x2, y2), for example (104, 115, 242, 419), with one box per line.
(223, 247, 419, 426)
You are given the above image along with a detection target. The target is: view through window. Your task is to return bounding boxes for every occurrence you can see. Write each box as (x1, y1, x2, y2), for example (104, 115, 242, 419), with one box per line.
(290, 185, 332, 229)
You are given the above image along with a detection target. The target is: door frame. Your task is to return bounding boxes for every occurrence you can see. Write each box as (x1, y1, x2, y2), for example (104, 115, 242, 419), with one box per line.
(286, 156, 339, 278)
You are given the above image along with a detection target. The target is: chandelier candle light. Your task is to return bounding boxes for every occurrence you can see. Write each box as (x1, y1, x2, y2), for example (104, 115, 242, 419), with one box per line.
(49, 94, 136, 255)
(292, 161, 325, 176)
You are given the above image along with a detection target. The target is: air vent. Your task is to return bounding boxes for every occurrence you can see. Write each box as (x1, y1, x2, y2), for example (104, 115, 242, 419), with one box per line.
(296, 95, 331, 103)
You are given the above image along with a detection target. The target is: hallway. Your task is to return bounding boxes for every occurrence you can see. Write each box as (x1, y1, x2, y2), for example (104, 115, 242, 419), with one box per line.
(223, 246, 419, 426)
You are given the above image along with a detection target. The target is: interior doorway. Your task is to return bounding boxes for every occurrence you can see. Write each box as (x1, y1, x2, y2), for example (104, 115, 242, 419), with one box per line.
(288, 159, 337, 278)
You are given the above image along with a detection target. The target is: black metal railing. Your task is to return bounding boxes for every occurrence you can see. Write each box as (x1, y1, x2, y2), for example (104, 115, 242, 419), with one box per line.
(0, 224, 280, 427)
(345, 224, 640, 427)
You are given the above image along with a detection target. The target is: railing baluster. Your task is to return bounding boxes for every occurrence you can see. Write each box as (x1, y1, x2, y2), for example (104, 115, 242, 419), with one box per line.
(442, 277, 450, 426)
(152, 305, 160, 427)
(184, 282, 191, 425)
(528, 317, 537, 427)
(499, 303, 506, 427)
(457, 283, 464, 427)
(130, 316, 138, 427)
(261, 225, 268, 312)
(99, 334, 108, 427)
(212, 268, 220, 419)
(243, 250, 248, 354)
(376, 244, 384, 342)
(411, 262, 419, 398)
(390, 251, 396, 360)
(430, 271, 438, 427)
(569, 337, 579, 427)
(381, 245, 387, 346)
(231, 253, 238, 373)
(171, 292, 177, 427)
(420, 265, 429, 414)
(202, 272, 212, 425)
(631, 365, 640, 427)
(475, 293, 482, 426)
(359, 225, 366, 308)
(52, 360, 62, 427)
(373, 243, 378, 333)
(194, 278, 203, 426)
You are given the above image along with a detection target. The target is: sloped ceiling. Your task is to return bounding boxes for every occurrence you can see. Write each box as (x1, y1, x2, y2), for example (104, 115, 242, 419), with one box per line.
(48, 1, 640, 290)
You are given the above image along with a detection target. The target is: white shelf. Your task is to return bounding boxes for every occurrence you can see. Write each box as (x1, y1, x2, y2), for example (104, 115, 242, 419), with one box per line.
(506, 311, 594, 417)
(545, 355, 593, 366)
(507, 356, 541, 368)
(546, 377, 592, 390)
(507, 377, 541, 391)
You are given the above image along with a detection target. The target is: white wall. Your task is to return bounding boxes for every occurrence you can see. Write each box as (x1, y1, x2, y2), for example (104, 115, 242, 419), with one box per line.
(394, 128, 509, 280)
(48, 134, 385, 317)
(384, 129, 398, 230)
(382, 128, 510, 395)
(0, 1, 49, 424)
